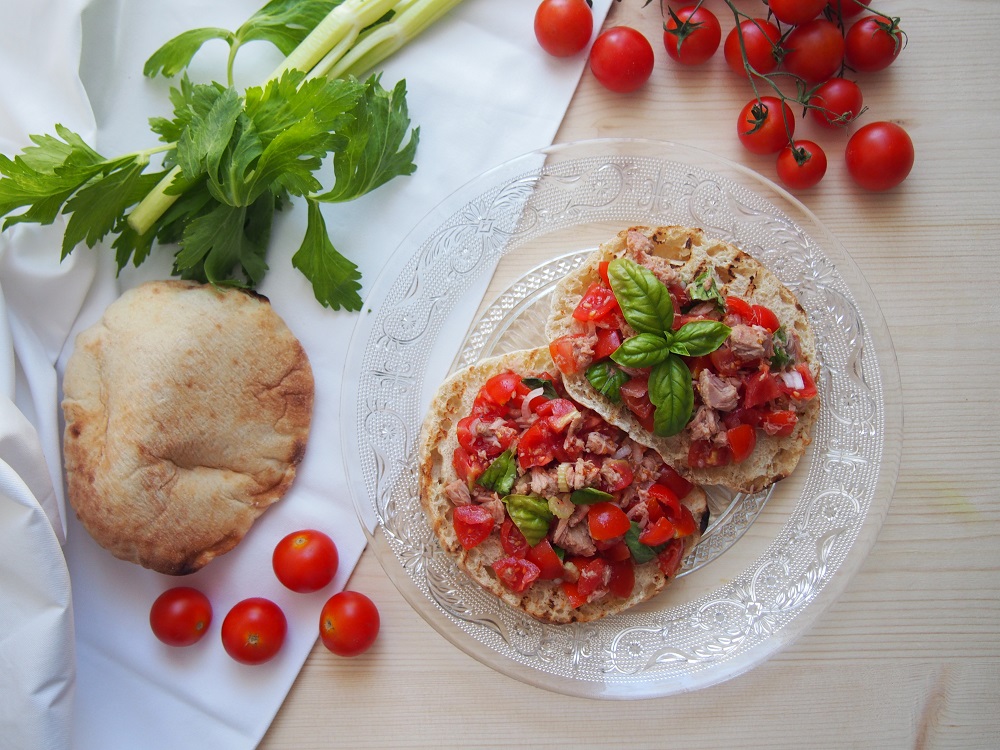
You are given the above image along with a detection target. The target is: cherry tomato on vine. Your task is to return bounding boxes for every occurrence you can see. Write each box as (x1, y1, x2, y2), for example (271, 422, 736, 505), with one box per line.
(845, 121, 914, 191)
(844, 15, 905, 72)
(272, 529, 340, 593)
(534, 0, 593, 58)
(589, 26, 654, 93)
(319, 591, 380, 657)
(827, 0, 871, 20)
(808, 77, 864, 129)
(768, 0, 827, 26)
(782, 19, 844, 83)
(221, 598, 287, 665)
(149, 587, 212, 647)
(663, 5, 721, 66)
(724, 18, 781, 77)
(737, 96, 795, 155)
(776, 140, 828, 190)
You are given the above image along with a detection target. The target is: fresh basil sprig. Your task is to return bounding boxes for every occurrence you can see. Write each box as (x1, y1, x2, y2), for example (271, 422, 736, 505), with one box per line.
(585, 361, 630, 403)
(624, 521, 664, 564)
(570, 487, 615, 505)
(521, 377, 558, 400)
(501, 495, 553, 547)
(606, 258, 731, 437)
(477, 449, 517, 496)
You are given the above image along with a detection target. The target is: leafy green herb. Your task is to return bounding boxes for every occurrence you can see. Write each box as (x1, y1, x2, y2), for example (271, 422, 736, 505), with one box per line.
(570, 487, 615, 505)
(522, 377, 558, 400)
(477, 449, 517, 497)
(625, 521, 664, 564)
(610, 332, 673, 369)
(649, 356, 694, 437)
(770, 326, 794, 369)
(501, 495, 553, 547)
(688, 270, 726, 311)
(666, 320, 732, 357)
(607, 257, 674, 333)
(584, 361, 630, 403)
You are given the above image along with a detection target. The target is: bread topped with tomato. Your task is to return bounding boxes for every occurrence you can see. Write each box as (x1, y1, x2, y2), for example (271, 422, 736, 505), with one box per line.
(544, 225, 820, 495)
(418, 347, 709, 624)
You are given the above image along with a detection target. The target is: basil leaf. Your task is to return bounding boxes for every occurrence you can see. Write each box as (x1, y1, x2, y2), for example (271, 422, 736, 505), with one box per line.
(610, 332, 672, 368)
(770, 326, 794, 369)
(521, 377, 557, 399)
(625, 522, 663, 564)
(608, 257, 674, 334)
(667, 320, 731, 357)
(502, 495, 554, 547)
(585, 361, 630, 404)
(477, 449, 517, 496)
(570, 487, 615, 505)
(648, 355, 693, 437)
(688, 270, 726, 310)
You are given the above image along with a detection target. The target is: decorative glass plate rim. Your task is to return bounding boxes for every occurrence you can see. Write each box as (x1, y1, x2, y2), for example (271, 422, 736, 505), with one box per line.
(341, 138, 902, 700)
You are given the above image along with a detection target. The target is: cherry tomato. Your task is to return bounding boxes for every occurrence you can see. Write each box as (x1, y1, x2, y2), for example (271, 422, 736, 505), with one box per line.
(657, 539, 686, 578)
(452, 446, 486, 486)
(517, 418, 557, 470)
(549, 334, 586, 375)
(493, 556, 541, 592)
(737, 96, 795, 155)
(743, 369, 783, 409)
(809, 77, 864, 129)
(454, 505, 495, 550)
(499, 516, 530, 557)
(726, 423, 757, 464)
(607, 558, 635, 598)
(663, 5, 721, 66)
(762, 409, 799, 437)
(221, 598, 287, 665)
(724, 19, 781, 78)
(688, 440, 732, 468)
(751, 304, 782, 333)
(572, 282, 619, 321)
(845, 121, 914, 191)
(589, 26, 654, 93)
(587, 501, 631, 541)
(319, 591, 380, 657)
(845, 15, 905, 72)
(768, 0, 826, 26)
(639, 517, 675, 546)
(149, 587, 212, 647)
(776, 140, 828, 190)
(272, 529, 339, 593)
(534, 0, 593, 58)
(654, 467, 693, 500)
(619, 375, 656, 433)
(826, 0, 871, 20)
(527, 538, 566, 579)
(473, 370, 522, 413)
(575, 556, 611, 600)
(780, 363, 819, 401)
(782, 19, 844, 83)
(593, 328, 622, 360)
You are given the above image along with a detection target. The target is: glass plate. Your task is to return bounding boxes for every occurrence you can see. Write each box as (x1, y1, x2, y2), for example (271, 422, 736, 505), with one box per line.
(341, 139, 902, 699)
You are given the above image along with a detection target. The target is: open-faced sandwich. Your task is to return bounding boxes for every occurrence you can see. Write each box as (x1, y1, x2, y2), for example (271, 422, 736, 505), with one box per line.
(545, 225, 820, 495)
(418, 346, 709, 624)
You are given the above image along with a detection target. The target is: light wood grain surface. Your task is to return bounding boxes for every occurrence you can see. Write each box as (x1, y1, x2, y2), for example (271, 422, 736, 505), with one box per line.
(261, 1, 1000, 747)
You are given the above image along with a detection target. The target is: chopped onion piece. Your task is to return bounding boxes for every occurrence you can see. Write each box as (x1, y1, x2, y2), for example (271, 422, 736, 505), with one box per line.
(521, 387, 544, 419)
(779, 369, 805, 391)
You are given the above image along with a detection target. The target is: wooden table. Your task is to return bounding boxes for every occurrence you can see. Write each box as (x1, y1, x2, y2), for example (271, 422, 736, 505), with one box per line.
(262, 1, 1000, 746)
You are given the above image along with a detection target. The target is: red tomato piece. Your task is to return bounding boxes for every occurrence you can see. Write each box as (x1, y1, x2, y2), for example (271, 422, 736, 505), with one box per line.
(725, 295, 754, 322)
(762, 409, 798, 437)
(319, 591, 380, 657)
(827, 0, 871, 19)
(663, 4, 721, 66)
(845, 121, 914, 192)
(743, 369, 783, 409)
(657, 539, 687, 578)
(751, 304, 781, 333)
(593, 328, 622, 360)
(726, 423, 757, 464)
(844, 15, 904, 73)
(575, 557, 611, 599)
(589, 26, 655, 93)
(573, 282, 619, 322)
(709, 345, 741, 377)
(597, 539, 632, 562)
(653, 467, 694, 500)
(534, 0, 593, 58)
(724, 18, 781, 78)
(688, 440, 733, 469)
(608, 558, 636, 598)
(473, 371, 521, 413)
(562, 580, 589, 609)
(782, 19, 844, 83)
(453, 505, 495, 550)
(549, 334, 586, 375)
(619, 375, 656, 433)
(737, 96, 794, 155)
(149, 587, 212, 647)
(534, 397, 577, 423)
(452, 446, 486, 486)
(517, 419, 556, 470)
(768, 0, 826, 25)
(221, 598, 287, 665)
(599, 458, 633, 492)
(639, 517, 676, 546)
(809, 78, 864, 130)
(527, 539, 565, 580)
(272, 529, 340, 593)
(500, 517, 530, 557)
(776, 140, 829, 191)
(493, 556, 541, 593)
(780, 364, 819, 400)
(587, 502, 631, 541)
(598, 260, 611, 285)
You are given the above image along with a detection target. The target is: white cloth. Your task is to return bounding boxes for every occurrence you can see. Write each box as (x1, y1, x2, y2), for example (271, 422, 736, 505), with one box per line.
(0, 0, 612, 747)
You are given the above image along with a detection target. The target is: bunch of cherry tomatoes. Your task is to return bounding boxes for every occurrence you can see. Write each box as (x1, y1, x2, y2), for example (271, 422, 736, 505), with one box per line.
(148, 529, 380, 664)
(533, 0, 913, 192)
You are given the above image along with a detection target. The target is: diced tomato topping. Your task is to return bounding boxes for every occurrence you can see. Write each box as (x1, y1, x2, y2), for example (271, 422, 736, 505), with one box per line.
(647, 482, 681, 510)
(587, 502, 631, 541)
(596, 539, 632, 562)
(593, 328, 622, 360)
(639, 517, 676, 546)
(619, 376, 656, 433)
(599, 458, 634, 492)
(667, 503, 699, 538)
(456, 414, 517, 458)
(727, 423, 757, 464)
(472, 370, 521, 414)
(517, 419, 557, 470)
(751, 304, 781, 333)
(657, 539, 686, 578)
(780, 364, 818, 400)
(575, 557, 610, 599)
(562, 580, 589, 609)
(608, 558, 635, 599)
(688, 440, 733, 469)
(762, 409, 798, 437)
(709, 345, 741, 376)
(725, 296, 755, 322)
(655, 466, 694, 499)
(646, 484, 697, 538)
(685, 354, 712, 377)
(573, 282, 619, 322)
(668, 281, 690, 311)
(492, 557, 540, 593)
(453, 505, 495, 550)
(743, 368, 783, 409)
(598, 260, 611, 286)
(723, 407, 764, 429)
(452, 447, 486, 485)
(549, 335, 586, 375)
(534, 397, 577, 424)
(500, 517, 530, 557)
(527, 539, 565, 580)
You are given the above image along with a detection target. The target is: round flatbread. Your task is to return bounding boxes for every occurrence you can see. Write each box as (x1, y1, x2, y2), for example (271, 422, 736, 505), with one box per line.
(545, 225, 820, 494)
(62, 280, 314, 575)
(418, 346, 708, 624)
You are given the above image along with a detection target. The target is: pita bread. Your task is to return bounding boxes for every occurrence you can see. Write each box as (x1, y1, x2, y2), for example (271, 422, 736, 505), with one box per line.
(418, 347, 708, 624)
(545, 226, 820, 494)
(62, 280, 313, 575)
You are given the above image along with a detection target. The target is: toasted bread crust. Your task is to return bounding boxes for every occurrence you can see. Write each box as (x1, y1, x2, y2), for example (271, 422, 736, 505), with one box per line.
(545, 226, 820, 494)
(418, 347, 707, 624)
